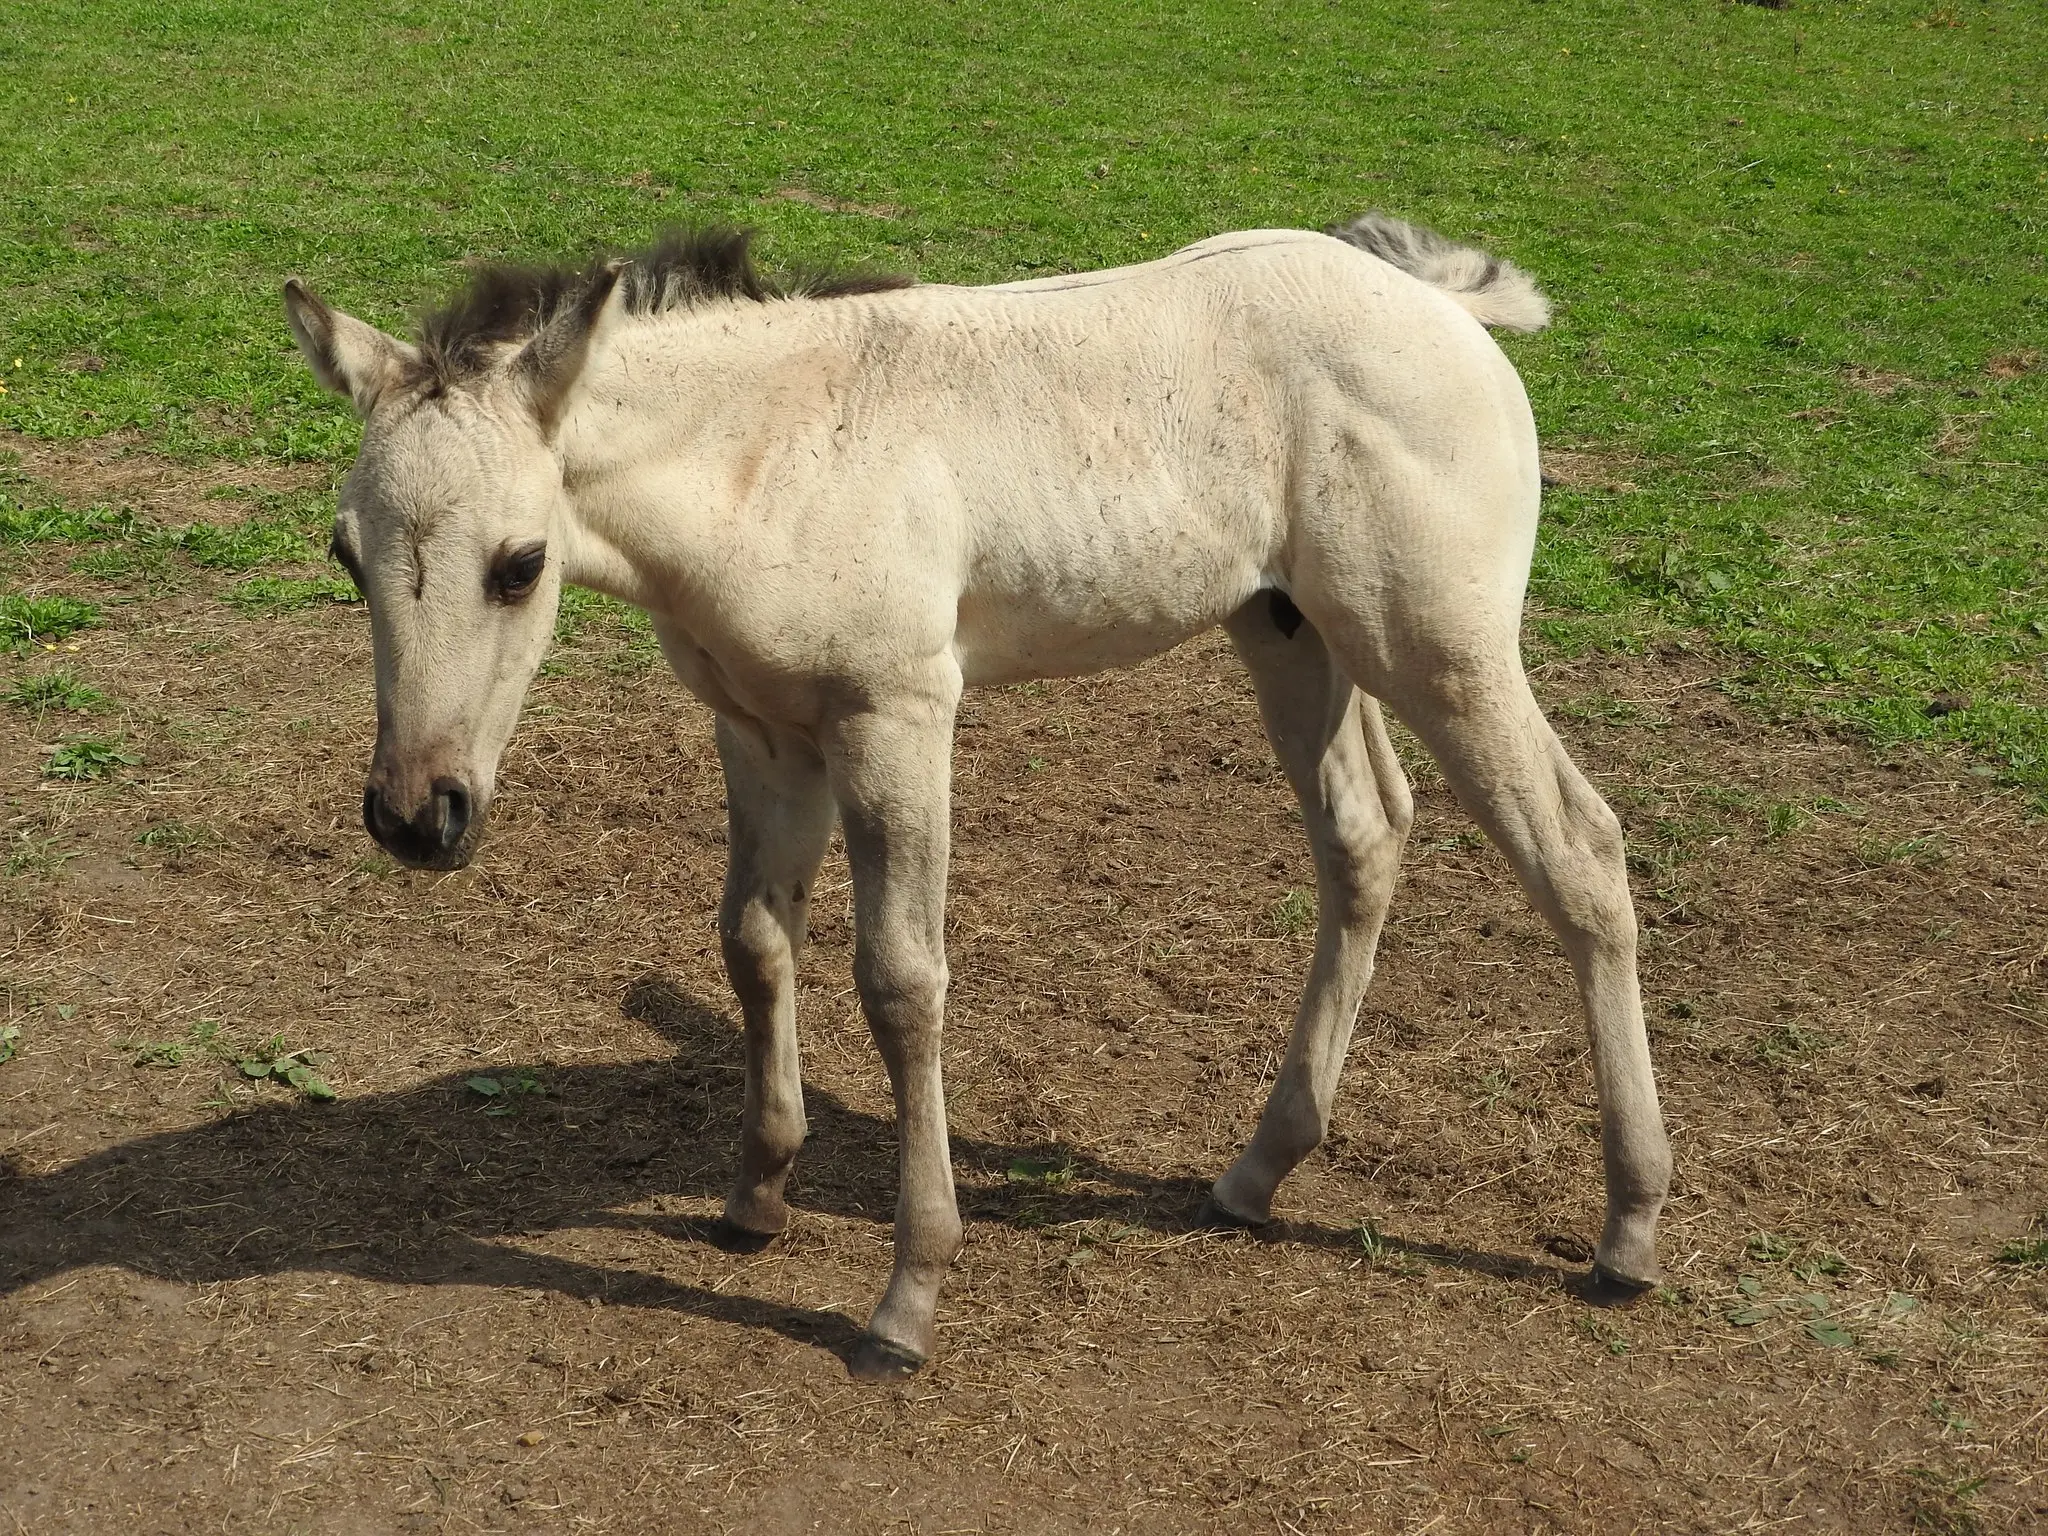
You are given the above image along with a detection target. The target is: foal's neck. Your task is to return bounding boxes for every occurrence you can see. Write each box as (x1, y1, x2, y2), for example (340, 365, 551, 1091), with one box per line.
(554, 305, 810, 612)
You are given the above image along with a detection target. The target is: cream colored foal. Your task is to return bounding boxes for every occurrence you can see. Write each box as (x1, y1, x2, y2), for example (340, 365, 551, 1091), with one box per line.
(285, 213, 1669, 1379)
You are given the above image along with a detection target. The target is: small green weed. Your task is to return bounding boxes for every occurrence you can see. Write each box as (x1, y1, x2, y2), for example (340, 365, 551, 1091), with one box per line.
(135, 819, 212, 857)
(1903, 1466, 1988, 1536)
(1577, 1313, 1631, 1356)
(128, 1020, 335, 1100)
(1860, 834, 1946, 868)
(1752, 1020, 1835, 1068)
(173, 518, 316, 571)
(1725, 1276, 1855, 1345)
(1746, 1231, 1851, 1283)
(1762, 795, 1856, 841)
(466, 1070, 547, 1115)
(0, 593, 99, 650)
(1995, 1221, 2048, 1269)
(228, 574, 360, 613)
(1355, 1218, 1425, 1274)
(42, 737, 139, 781)
(1764, 801, 1807, 840)
(1791, 1250, 1850, 1284)
(1473, 1066, 1536, 1115)
(0, 1024, 19, 1065)
(3, 832, 72, 877)
(1264, 886, 1316, 938)
(1003, 1151, 1077, 1228)
(0, 499, 137, 543)
(236, 1036, 338, 1099)
(1928, 1399, 1976, 1437)
(1747, 1231, 1793, 1264)
(130, 1019, 225, 1067)
(1006, 1153, 1074, 1188)
(2, 670, 102, 712)
(1480, 1425, 1536, 1465)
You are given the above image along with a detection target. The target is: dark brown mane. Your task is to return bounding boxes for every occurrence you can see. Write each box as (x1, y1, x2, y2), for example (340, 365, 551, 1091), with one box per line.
(413, 226, 914, 390)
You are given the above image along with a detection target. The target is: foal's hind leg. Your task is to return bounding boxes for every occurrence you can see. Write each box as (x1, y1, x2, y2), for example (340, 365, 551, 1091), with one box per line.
(714, 716, 837, 1242)
(1371, 652, 1671, 1286)
(1204, 597, 1413, 1226)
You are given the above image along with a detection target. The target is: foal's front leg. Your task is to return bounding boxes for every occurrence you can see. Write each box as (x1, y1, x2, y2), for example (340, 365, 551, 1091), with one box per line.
(822, 700, 961, 1381)
(714, 717, 836, 1243)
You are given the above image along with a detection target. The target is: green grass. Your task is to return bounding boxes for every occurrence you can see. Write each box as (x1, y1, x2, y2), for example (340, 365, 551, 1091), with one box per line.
(227, 573, 360, 613)
(0, 1, 2043, 788)
(173, 516, 317, 571)
(127, 1019, 337, 1100)
(135, 818, 214, 857)
(0, 481, 137, 544)
(2, 670, 104, 712)
(1997, 1221, 2048, 1268)
(0, 592, 99, 651)
(42, 736, 140, 781)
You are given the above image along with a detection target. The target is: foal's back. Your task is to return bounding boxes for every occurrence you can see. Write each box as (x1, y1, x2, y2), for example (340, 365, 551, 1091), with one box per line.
(868, 229, 1543, 685)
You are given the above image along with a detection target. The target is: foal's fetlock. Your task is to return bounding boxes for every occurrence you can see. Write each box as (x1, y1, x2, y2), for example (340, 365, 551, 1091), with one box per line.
(717, 1181, 792, 1247)
(851, 1263, 946, 1381)
(1591, 1209, 1663, 1292)
(1203, 1166, 1280, 1229)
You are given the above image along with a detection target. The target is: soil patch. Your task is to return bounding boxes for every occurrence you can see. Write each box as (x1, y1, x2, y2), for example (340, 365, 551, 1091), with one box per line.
(1, 487, 2044, 1533)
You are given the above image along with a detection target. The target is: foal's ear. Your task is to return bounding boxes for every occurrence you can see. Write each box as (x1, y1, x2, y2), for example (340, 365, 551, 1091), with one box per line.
(513, 262, 627, 440)
(283, 279, 420, 418)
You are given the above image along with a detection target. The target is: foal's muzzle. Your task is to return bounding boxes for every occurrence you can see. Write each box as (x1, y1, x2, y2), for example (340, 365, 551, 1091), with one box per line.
(363, 777, 476, 869)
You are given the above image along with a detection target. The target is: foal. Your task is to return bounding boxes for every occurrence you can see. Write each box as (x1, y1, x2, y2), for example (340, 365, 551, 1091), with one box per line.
(285, 214, 1670, 1379)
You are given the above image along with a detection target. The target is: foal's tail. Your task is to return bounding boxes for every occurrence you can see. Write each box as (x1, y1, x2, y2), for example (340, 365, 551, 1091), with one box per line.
(1331, 212, 1551, 333)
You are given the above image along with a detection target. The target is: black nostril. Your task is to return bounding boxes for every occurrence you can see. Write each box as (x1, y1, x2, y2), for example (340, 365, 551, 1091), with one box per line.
(363, 785, 403, 843)
(430, 778, 472, 851)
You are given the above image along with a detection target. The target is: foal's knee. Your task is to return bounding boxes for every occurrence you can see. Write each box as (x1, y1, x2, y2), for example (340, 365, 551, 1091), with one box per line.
(853, 948, 947, 1038)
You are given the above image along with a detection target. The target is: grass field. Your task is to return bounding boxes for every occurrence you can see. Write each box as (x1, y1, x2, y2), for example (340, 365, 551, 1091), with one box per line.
(2, 3, 2047, 1532)
(2, 0, 2044, 786)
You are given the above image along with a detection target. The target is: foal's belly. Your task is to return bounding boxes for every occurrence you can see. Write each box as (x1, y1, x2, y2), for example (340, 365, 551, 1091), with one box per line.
(950, 538, 1269, 687)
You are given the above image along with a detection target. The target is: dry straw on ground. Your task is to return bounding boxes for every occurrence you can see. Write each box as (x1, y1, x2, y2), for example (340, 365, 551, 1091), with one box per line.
(1, 440, 2043, 1533)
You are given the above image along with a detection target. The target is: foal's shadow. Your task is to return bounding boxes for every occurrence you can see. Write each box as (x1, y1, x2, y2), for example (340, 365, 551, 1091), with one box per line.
(0, 974, 1587, 1366)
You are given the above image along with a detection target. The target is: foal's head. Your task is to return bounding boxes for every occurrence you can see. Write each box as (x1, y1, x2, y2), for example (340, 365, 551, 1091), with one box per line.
(282, 267, 621, 870)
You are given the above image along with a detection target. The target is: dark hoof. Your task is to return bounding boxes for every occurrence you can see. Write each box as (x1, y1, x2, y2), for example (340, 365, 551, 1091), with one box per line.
(1194, 1195, 1267, 1232)
(1587, 1261, 1660, 1303)
(704, 1218, 781, 1255)
(847, 1335, 925, 1382)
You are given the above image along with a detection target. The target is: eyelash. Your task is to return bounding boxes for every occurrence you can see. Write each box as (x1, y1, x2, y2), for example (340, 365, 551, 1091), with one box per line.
(490, 546, 547, 602)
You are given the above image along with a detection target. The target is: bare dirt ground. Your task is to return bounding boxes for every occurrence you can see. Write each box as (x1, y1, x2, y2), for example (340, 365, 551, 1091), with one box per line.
(2, 441, 2044, 1534)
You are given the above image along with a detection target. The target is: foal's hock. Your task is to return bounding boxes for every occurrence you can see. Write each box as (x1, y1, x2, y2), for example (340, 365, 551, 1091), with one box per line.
(285, 213, 1671, 1379)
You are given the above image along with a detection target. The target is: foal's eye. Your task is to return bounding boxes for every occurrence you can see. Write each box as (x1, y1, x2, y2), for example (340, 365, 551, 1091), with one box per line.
(489, 543, 548, 603)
